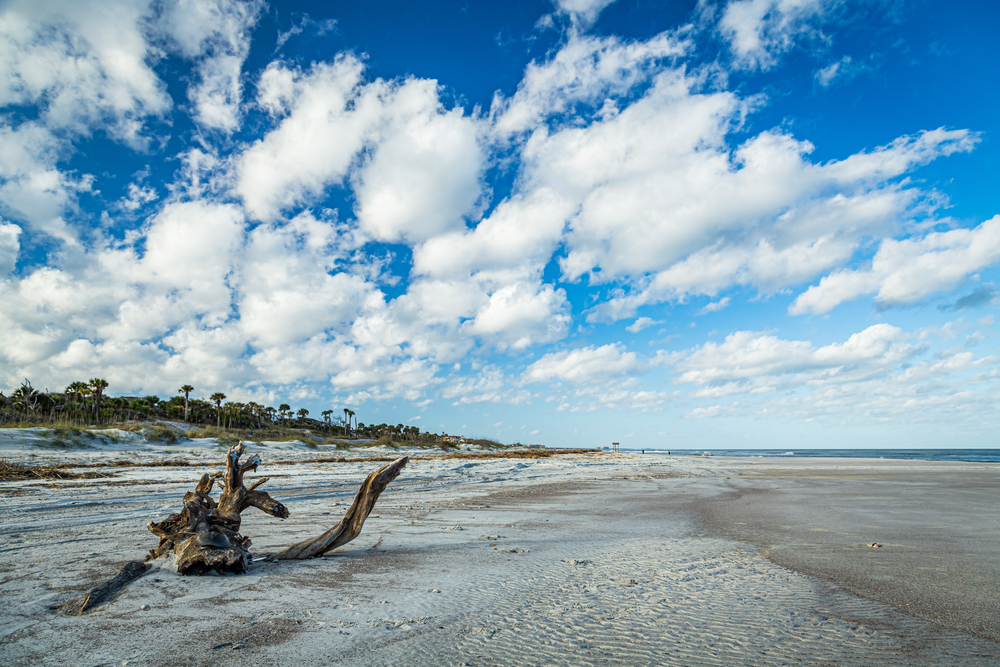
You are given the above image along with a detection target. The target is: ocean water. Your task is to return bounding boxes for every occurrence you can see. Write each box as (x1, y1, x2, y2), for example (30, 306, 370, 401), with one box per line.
(621, 448, 1000, 462)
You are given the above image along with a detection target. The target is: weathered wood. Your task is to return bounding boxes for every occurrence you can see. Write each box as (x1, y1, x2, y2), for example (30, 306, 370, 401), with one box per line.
(270, 456, 409, 560)
(78, 561, 150, 614)
(145, 442, 406, 574)
(146, 441, 288, 574)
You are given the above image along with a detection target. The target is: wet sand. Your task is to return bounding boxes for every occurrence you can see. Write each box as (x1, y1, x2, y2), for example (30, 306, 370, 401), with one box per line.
(687, 457, 1000, 642)
(1, 438, 999, 665)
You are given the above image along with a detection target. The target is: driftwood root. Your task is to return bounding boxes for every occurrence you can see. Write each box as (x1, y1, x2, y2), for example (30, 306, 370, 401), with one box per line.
(145, 441, 287, 574)
(145, 443, 407, 574)
(76, 560, 150, 614)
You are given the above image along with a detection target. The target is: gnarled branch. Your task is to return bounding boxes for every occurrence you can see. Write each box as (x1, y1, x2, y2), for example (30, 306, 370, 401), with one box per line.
(145, 442, 407, 575)
(270, 456, 408, 560)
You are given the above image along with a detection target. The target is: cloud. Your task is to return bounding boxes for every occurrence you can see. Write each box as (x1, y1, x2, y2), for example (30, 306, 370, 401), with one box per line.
(675, 323, 915, 388)
(352, 78, 486, 243)
(507, 53, 978, 322)
(406, 188, 575, 352)
(701, 297, 731, 314)
(158, 0, 264, 132)
(461, 280, 572, 351)
(0, 0, 170, 142)
(0, 198, 435, 400)
(237, 211, 375, 347)
(685, 404, 733, 419)
(119, 183, 158, 212)
(814, 54, 865, 86)
(442, 365, 508, 405)
(0, 221, 21, 274)
(490, 30, 686, 137)
(0, 122, 90, 242)
(238, 56, 374, 221)
(790, 215, 1000, 314)
(501, 36, 978, 317)
(0, 0, 261, 243)
(240, 58, 485, 233)
(524, 343, 647, 383)
(626, 317, 661, 333)
(940, 285, 999, 312)
(718, 0, 839, 70)
(412, 188, 573, 281)
(0, 0, 186, 241)
(559, 386, 673, 412)
(275, 14, 337, 51)
(669, 322, 1000, 422)
(551, 0, 618, 27)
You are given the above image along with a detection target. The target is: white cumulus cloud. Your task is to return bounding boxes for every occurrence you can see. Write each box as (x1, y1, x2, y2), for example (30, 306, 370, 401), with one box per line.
(158, 0, 264, 132)
(791, 215, 1000, 314)
(352, 78, 486, 243)
(525, 343, 648, 383)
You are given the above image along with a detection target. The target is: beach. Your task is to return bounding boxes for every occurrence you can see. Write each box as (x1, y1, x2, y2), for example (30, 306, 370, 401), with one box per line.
(2, 434, 999, 666)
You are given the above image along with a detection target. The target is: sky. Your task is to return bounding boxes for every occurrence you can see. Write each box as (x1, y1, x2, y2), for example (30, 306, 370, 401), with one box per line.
(1, 0, 998, 449)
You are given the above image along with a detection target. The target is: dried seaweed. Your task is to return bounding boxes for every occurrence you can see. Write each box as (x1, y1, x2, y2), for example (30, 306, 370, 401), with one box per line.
(0, 459, 116, 481)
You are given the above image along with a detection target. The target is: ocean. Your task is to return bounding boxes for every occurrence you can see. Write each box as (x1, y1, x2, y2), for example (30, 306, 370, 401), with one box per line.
(621, 448, 1000, 462)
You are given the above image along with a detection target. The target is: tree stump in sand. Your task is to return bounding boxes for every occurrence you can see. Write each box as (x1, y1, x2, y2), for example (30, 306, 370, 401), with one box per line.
(146, 441, 408, 575)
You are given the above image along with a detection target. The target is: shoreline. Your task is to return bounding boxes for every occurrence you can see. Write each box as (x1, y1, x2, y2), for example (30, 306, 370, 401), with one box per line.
(685, 456, 1000, 643)
(1, 447, 998, 665)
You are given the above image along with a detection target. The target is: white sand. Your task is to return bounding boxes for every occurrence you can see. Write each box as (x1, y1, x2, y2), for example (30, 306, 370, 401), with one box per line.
(1, 431, 998, 665)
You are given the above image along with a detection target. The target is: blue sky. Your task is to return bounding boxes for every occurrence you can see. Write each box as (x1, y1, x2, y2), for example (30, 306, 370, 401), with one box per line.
(2, 0, 998, 448)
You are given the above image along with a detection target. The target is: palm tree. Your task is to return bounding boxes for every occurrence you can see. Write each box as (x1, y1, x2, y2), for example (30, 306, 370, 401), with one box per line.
(279, 403, 291, 426)
(246, 401, 257, 428)
(89, 378, 108, 423)
(178, 385, 194, 422)
(321, 410, 332, 431)
(231, 402, 245, 429)
(210, 393, 226, 427)
(65, 381, 88, 407)
(297, 408, 309, 421)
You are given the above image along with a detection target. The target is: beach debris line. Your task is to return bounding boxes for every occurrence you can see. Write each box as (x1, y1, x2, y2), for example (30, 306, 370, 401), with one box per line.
(144, 441, 408, 573)
(0, 459, 115, 481)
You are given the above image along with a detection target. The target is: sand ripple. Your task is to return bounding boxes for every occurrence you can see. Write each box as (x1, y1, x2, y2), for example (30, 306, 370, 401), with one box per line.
(366, 537, 998, 666)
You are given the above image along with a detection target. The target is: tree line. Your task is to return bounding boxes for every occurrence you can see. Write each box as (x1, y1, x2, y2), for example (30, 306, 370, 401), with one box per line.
(0, 378, 454, 444)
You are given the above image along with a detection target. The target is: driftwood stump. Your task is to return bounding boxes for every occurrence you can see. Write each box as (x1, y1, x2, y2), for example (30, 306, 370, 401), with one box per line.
(146, 441, 407, 575)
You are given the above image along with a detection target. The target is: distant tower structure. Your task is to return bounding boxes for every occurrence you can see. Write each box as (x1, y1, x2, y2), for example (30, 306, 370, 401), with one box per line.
(612, 442, 619, 453)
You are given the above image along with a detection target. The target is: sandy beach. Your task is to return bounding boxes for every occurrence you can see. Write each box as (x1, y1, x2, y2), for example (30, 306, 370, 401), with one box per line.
(2, 433, 999, 666)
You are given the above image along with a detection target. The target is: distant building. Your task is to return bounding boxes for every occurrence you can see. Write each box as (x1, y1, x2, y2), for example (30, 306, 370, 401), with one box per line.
(441, 435, 463, 444)
(525, 443, 545, 449)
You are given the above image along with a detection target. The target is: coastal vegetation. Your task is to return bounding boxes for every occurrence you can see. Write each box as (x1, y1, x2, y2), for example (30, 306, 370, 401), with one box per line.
(0, 377, 483, 448)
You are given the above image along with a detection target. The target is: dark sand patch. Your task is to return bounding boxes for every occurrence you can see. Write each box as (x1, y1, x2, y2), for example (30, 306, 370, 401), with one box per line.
(688, 459, 1000, 642)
